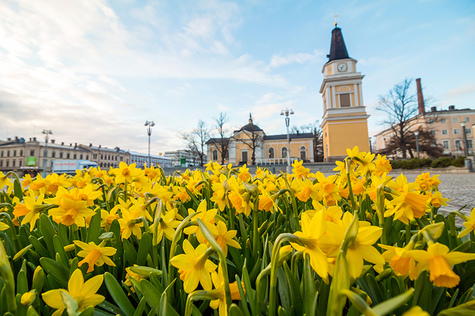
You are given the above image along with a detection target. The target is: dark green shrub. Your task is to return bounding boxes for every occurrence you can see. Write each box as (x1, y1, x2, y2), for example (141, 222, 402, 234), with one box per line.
(452, 156, 466, 167)
(431, 157, 453, 168)
(390, 160, 403, 169)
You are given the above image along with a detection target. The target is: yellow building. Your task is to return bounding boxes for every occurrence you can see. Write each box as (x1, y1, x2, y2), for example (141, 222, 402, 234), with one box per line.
(320, 25, 370, 161)
(207, 116, 315, 165)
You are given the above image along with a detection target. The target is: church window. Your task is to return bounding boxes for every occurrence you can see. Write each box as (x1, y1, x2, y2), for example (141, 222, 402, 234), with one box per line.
(212, 150, 218, 161)
(268, 147, 275, 158)
(282, 147, 288, 158)
(300, 146, 307, 161)
(340, 93, 350, 107)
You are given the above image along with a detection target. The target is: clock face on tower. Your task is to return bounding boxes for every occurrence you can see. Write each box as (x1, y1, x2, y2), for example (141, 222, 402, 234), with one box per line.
(337, 63, 348, 72)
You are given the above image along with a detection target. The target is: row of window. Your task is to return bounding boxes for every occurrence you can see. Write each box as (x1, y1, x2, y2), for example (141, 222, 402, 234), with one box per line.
(211, 146, 309, 161)
(438, 117, 470, 124)
(0, 150, 24, 157)
(435, 128, 473, 135)
(0, 159, 23, 168)
(442, 139, 473, 150)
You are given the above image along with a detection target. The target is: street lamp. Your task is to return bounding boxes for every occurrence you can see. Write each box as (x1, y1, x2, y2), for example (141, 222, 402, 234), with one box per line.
(280, 108, 294, 173)
(461, 122, 469, 157)
(42, 129, 52, 177)
(414, 130, 420, 159)
(144, 120, 155, 167)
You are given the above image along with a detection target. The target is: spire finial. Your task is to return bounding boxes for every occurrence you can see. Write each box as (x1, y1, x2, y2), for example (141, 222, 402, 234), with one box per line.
(334, 12, 338, 27)
(249, 113, 253, 124)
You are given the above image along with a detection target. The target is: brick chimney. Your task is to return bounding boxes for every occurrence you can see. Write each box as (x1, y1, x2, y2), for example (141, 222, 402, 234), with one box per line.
(61, 142, 64, 145)
(33, 137, 36, 141)
(416, 78, 425, 115)
(51, 139, 55, 144)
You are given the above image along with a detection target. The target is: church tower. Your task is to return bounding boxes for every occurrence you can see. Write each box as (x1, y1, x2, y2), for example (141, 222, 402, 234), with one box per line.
(320, 24, 370, 161)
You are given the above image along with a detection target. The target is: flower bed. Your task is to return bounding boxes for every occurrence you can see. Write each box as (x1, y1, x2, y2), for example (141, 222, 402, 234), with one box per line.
(0, 147, 474, 316)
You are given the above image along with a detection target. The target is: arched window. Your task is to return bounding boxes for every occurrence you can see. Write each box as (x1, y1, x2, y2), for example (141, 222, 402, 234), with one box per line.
(300, 146, 307, 161)
(268, 147, 275, 158)
(212, 150, 218, 161)
(282, 147, 288, 158)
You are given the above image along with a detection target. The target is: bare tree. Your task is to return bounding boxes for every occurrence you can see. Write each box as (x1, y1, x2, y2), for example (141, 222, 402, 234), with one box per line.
(379, 127, 443, 158)
(207, 113, 231, 165)
(377, 78, 418, 159)
(234, 114, 264, 165)
(300, 121, 324, 162)
(180, 120, 210, 167)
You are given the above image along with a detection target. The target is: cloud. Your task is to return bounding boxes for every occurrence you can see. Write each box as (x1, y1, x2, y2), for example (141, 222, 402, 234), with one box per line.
(270, 49, 324, 68)
(445, 83, 475, 98)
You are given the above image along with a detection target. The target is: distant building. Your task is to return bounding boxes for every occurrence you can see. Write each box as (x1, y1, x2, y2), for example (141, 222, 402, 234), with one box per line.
(207, 115, 315, 166)
(373, 105, 475, 157)
(0, 137, 171, 175)
(163, 150, 204, 167)
(320, 24, 370, 161)
(129, 151, 172, 169)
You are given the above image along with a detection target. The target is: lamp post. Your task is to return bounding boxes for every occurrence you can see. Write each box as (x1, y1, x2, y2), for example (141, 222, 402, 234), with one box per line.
(42, 130, 52, 177)
(144, 120, 155, 167)
(280, 108, 294, 173)
(414, 130, 420, 159)
(461, 122, 469, 157)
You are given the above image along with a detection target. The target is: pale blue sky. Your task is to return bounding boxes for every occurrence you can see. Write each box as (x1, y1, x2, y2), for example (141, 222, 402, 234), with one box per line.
(1, 0, 474, 154)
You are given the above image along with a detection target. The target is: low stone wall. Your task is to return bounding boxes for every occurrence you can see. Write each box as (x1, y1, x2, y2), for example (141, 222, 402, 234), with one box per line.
(163, 163, 472, 176)
(163, 162, 338, 176)
(390, 166, 471, 174)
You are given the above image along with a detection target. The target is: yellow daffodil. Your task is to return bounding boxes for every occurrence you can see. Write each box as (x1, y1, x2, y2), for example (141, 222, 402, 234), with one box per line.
(237, 164, 251, 182)
(13, 191, 48, 231)
(184, 200, 219, 243)
(458, 207, 475, 238)
(409, 243, 475, 288)
(101, 207, 120, 231)
(118, 209, 144, 240)
(114, 162, 141, 183)
(292, 160, 310, 179)
(151, 208, 181, 243)
(48, 189, 95, 226)
(170, 239, 217, 293)
(290, 211, 335, 283)
(373, 154, 392, 177)
(292, 178, 320, 202)
(213, 221, 241, 257)
(42, 269, 104, 316)
(73, 240, 117, 273)
(426, 191, 449, 209)
(402, 306, 430, 316)
(415, 173, 440, 191)
(209, 266, 243, 316)
(379, 240, 417, 280)
(385, 174, 428, 224)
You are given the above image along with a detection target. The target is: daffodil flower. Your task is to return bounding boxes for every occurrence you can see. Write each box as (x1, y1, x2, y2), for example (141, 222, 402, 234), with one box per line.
(13, 191, 49, 231)
(42, 269, 104, 316)
(409, 243, 475, 288)
(209, 266, 243, 316)
(74, 240, 117, 273)
(458, 207, 475, 238)
(170, 239, 217, 293)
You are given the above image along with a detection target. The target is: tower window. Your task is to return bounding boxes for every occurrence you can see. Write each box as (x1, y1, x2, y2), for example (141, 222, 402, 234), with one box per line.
(212, 150, 218, 161)
(340, 94, 350, 107)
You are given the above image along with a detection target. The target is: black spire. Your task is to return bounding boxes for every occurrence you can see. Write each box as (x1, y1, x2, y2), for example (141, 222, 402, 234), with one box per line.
(327, 26, 349, 62)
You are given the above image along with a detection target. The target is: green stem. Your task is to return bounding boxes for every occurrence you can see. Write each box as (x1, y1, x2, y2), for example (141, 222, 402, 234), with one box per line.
(0, 212, 20, 252)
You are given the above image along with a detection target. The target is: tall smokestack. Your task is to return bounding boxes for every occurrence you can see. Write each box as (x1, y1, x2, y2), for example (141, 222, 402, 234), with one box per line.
(416, 78, 425, 114)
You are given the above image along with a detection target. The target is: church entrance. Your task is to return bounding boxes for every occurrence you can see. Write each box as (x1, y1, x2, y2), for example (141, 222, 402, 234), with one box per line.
(241, 150, 248, 164)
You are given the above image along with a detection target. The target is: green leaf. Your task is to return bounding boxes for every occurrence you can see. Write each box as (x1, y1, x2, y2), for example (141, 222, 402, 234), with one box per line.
(159, 291, 167, 316)
(122, 239, 138, 267)
(86, 207, 102, 243)
(372, 288, 414, 316)
(302, 255, 316, 316)
(136, 233, 151, 266)
(53, 235, 69, 267)
(78, 306, 95, 316)
(129, 266, 162, 277)
(104, 272, 135, 316)
(133, 297, 147, 316)
(26, 306, 40, 316)
(39, 257, 69, 288)
(60, 289, 79, 316)
(28, 236, 50, 258)
(17, 261, 28, 295)
(140, 279, 162, 313)
(438, 300, 475, 316)
(228, 303, 244, 316)
(38, 214, 57, 258)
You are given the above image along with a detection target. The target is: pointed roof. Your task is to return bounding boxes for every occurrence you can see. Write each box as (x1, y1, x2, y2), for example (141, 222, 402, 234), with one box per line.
(327, 26, 349, 62)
